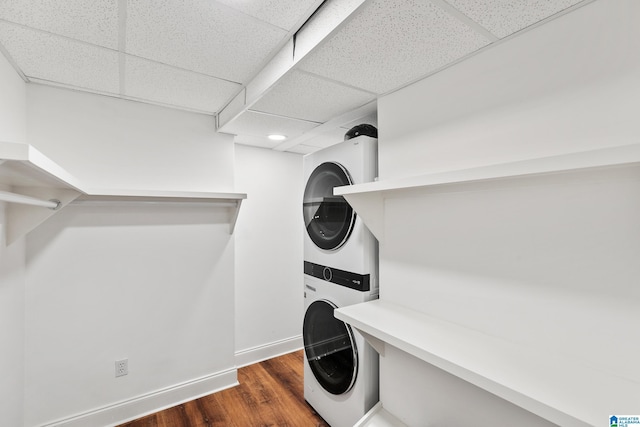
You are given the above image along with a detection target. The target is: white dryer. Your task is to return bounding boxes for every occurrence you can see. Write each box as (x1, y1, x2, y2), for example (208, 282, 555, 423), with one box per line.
(302, 135, 378, 291)
(303, 274, 379, 427)
(302, 134, 379, 426)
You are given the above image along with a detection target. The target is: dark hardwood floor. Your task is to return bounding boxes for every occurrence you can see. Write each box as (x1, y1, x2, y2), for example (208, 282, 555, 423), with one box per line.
(117, 350, 330, 427)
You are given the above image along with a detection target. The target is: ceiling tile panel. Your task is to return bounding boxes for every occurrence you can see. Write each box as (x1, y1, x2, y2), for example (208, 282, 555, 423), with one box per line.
(221, 110, 318, 139)
(446, 0, 585, 39)
(294, 0, 367, 60)
(124, 55, 241, 113)
(0, 0, 118, 49)
(0, 22, 119, 94)
(298, 0, 491, 94)
(214, 0, 322, 31)
(251, 70, 376, 122)
(126, 0, 288, 83)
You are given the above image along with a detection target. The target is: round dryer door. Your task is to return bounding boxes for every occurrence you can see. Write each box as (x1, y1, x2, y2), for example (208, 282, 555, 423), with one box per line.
(303, 162, 355, 251)
(303, 300, 358, 395)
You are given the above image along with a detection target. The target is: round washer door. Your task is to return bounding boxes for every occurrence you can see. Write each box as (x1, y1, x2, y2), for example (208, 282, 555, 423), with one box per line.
(303, 300, 358, 395)
(303, 162, 355, 251)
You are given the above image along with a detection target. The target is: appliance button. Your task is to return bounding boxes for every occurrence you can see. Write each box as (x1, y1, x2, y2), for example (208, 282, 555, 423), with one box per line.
(322, 267, 332, 282)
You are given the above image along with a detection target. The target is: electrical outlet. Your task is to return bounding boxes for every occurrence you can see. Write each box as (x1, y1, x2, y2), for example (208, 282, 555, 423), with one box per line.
(115, 359, 128, 377)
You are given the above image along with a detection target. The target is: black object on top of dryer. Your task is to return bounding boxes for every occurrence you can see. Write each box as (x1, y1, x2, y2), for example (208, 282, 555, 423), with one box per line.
(304, 261, 370, 292)
(344, 124, 377, 140)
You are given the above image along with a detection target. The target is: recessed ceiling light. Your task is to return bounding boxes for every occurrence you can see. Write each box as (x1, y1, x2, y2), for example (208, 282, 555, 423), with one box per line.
(268, 134, 287, 141)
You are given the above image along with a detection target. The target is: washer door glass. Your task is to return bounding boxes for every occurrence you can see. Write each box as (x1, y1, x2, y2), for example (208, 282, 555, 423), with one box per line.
(303, 162, 355, 251)
(303, 300, 358, 395)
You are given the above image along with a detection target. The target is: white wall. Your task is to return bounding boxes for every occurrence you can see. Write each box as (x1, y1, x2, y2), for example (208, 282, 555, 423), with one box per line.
(22, 87, 239, 426)
(381, 347, 555, 427)
(234, 144, 303, 366)
(378, 0, 640, 180)
(0, 207, 25, 427)
(26, 85, 234, 192)
(25, 203, 236, 426)
(2, 57, 305, 426)
(0, 50, 26, 427)
(375, 0, 640, 425)
(0, 52, 26, 144)
(379, 167, 640, 425)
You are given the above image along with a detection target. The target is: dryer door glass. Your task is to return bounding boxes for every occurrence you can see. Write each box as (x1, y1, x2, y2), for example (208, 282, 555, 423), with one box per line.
(303, 300, 358, 395)
(303, 162, 355, 251)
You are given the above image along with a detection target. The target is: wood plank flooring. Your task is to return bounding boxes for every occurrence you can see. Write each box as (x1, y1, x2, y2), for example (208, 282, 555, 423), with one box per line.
(117, 350, 330, 427)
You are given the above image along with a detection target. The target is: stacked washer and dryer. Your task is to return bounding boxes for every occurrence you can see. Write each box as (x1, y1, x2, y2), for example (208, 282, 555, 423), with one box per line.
(302, 129, 379, 427)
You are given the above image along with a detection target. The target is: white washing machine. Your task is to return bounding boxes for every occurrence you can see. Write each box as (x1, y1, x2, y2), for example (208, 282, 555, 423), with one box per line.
(303, 134, 379, 426)
(303, 135, 378, 291)
(303, 274, 379, 427)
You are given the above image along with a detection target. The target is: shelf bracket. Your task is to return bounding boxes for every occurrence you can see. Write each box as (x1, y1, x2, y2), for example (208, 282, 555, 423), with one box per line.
(358, 329, 386, 357)
(5, 186, 81, 245)
(229, 199, 243, 234)
(340, 191, 384, 243)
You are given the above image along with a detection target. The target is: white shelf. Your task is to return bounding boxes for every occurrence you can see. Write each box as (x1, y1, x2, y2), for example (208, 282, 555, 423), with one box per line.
(0, 141, 84, 190)
(335, 300, 638, 427)
(334, 144, 640, 241)
(80, 188, 246, 201)
(0, 141, 246, 243)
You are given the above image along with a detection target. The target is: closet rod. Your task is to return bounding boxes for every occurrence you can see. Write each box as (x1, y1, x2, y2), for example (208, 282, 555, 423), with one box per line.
(0, 191, 60, 209)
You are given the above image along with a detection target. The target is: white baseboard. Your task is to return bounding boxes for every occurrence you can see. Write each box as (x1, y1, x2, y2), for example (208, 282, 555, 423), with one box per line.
(41, 337, 303, 427)
(235, 335, 303, 368)
(42, 368, 238, 427)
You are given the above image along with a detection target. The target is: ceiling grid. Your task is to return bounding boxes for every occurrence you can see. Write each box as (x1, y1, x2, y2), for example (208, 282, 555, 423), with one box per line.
(0, 0, 592, 153)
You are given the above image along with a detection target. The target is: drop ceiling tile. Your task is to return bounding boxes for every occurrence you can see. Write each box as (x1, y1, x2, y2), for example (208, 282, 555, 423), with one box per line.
(126, 0, 287, 83)
(0, 22, 119, 94)
(298, 0, 491, 94)
(124, 55, 241, 113)
(222, 110, 318, 139)
(251, 70, 376, 122)
(0, 0, 118, 48)
(294, 0, 366, 59)
(446, 0, 585, 39)
(215, 0, 322, 31)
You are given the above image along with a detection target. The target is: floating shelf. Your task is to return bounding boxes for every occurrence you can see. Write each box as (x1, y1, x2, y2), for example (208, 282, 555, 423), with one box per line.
(336, 300, 638, 427)
(334, 143, 640, 242)
(0, 141, 246, 243)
